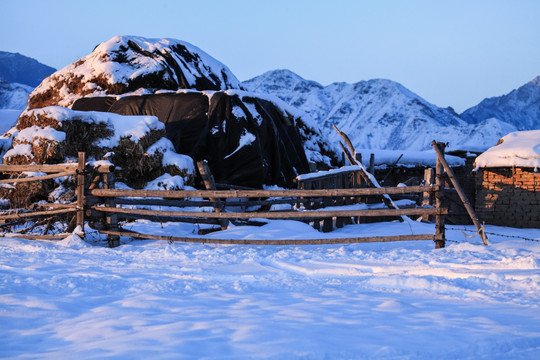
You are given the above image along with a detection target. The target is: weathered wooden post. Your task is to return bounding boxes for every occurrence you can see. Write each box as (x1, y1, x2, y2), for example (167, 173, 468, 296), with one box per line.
(434, 143, 446, 249)
(76, 152, 86, 238)
(197, 161, 229, 230)
(421, 168, 435, 222)
(431, 141, 488, 245)
(103, 170, 120, 248)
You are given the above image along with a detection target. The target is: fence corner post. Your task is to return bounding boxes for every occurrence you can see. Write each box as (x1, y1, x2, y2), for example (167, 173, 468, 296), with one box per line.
(434, 142, 446, 249)
(76, 152, 86, 238)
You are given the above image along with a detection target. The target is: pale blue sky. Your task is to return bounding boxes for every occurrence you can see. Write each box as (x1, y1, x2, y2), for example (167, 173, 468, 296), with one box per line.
(1, 0, 539, 112)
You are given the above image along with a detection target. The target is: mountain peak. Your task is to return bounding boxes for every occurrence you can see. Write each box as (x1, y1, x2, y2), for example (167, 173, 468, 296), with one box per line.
(461, 75, 540, 130)
(242, 69, 510, 151)
(0, 51, 55, 87)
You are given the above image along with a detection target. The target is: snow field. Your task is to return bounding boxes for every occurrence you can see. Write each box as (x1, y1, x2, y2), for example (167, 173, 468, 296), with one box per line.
(1, 220, 539, 359)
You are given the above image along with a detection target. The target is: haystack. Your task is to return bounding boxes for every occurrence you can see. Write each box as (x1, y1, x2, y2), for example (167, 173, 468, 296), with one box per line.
(25, 35, 242, 111)
(1, 106, 195, 206)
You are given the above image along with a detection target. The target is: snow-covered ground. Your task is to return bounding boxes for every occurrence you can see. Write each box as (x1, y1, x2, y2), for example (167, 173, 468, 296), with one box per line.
(1, 219, 539, 359)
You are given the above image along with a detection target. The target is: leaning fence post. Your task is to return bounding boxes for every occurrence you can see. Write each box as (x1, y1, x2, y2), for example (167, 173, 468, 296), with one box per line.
(76, 152, 86, 238)
(434, 143, 446, 249)
(431, 140, 488, 245)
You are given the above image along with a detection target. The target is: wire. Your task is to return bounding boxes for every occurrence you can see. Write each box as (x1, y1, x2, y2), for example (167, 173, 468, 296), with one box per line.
(446, 226, 540, 242)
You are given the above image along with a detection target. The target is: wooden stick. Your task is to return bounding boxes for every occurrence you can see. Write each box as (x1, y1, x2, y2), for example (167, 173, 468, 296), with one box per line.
(338, 141, 357, 166)
(35, 203, 77, 209)
(0, 164, 78, 173)
(98, 228, 439, 245)
(76, 152, 86, 237)
(332, 124, 356, 156)
(88, 185, 439, 199)
(0, 171, 75, 184)
(434, 142, 446, 249)
(91, 206, 447, 219)
(432, 140, 488, 245)
(14, 217, 52, 234)
(1, 233, 72, 240)
(0, 208, 76, 220)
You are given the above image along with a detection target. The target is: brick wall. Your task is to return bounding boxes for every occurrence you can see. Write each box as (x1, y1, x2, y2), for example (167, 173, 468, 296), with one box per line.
(475, 167, 540, 228)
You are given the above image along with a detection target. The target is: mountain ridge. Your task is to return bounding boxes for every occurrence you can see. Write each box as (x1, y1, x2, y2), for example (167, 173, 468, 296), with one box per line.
(0, 51, 55, 87)
(243, 69, 515, 151)
(460, 75, 540, 130)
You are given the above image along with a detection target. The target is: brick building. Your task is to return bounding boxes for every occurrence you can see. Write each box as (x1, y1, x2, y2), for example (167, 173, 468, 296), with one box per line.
(474, 130, 540, 228)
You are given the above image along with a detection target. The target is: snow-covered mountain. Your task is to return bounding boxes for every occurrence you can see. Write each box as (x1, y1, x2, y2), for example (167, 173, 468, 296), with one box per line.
(0, 80, 32, 110)
(0, 52, 55, 111)
(461, 76, 540, 130)
(0, 51, 55, 87)
(243, 69, 515, 151)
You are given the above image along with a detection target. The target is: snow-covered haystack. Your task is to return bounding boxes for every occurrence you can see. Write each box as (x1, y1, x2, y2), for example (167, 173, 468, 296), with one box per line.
(1, 106, 195, 206)
(71, 90, 335, 188)
(25, 35, 242, 110)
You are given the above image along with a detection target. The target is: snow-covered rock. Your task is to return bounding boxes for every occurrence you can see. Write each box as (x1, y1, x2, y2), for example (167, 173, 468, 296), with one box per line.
(461, 76, 540, 130)
(243, 69, 515, 152)
(26, 35, 242, 110)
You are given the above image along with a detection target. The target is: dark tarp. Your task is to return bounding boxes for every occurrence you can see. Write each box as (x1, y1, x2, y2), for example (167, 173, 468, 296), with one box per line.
(69, 96, 117, 112)
(72, 92, 309, 188)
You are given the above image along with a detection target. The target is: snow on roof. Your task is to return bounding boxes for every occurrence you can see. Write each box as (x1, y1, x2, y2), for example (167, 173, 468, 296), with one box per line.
(296, 149, 466, 181)
(474, 130, 540, 170)
(355, 149, 465, 168)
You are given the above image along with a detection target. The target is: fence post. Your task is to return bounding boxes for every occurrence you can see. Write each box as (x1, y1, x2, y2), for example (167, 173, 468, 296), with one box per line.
(434, 143, 446, 249)
(76, 152, 86, 238)
(197, 161, 229, 230)
(104, 171, 120, 248)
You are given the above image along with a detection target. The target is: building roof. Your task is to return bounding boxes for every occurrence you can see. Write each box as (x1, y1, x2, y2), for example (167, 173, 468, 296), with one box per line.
(474, 130, 540, 169)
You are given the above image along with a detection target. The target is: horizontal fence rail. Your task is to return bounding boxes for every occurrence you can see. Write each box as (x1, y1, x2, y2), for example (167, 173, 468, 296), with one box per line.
(0, 164, 78, 173)
(99, 229, 442, 245)
(87, 185, 440, 199)
(91, 205, 446, 219)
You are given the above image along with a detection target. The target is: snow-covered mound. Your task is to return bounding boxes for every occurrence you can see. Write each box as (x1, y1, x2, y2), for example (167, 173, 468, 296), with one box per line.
(474, 130, 540, 169)
(26, 35, 242, 110)
(3, 106, 195, 190)
(0, 80, 32, 110)
(462, 76, 540, 130)
(243, 69, 514, 152)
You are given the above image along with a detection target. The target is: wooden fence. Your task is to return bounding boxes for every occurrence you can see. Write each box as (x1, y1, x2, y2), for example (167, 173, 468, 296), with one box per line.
(0, 153, 85, 239)
(1, 148, 456, 248)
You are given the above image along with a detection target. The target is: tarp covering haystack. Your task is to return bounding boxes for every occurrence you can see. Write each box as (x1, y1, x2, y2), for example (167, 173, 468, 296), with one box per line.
(72, 91, 325, 188)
